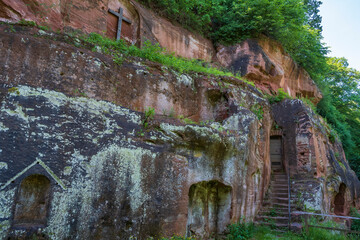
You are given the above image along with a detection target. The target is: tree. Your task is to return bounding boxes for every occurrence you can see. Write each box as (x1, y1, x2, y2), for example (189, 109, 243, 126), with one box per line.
(303, 0, 323, 32)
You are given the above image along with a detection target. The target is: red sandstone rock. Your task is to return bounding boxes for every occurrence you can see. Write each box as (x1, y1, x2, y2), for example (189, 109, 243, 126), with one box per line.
(0, 0, 214, 61)
(216, 37, 323, 103)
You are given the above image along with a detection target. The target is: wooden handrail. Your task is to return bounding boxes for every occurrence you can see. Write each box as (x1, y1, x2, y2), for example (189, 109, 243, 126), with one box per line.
(287, 165, 291, 230)
(292, 211, 360, 220)
(294, 212, 360, 235)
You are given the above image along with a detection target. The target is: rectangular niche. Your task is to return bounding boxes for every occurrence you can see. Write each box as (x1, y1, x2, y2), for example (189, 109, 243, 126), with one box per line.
(186, 180, 232, 238)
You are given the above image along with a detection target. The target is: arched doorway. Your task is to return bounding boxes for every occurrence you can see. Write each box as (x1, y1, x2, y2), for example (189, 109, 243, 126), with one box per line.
(186, 180, 232, 238)
(13, 174, 51, 227)
(334, 183, 347, 216)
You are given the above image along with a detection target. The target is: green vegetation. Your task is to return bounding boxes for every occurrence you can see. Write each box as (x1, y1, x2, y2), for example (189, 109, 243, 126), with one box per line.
(160, 237, 195, 240)
(143, 107, 155, 129)
(267, 88, 292, 104)
(299, 97, 317, 113)
(317, 58, 360, 175)
(250, 104, 264, 121)
(350, 208, 360, 232)
(82, 33, 254, 86)
(226, 222, 254, 240)
(8, 87, 20, 95)
(303, 217, 351, 240)
(223, 220, 358, 240)
(139, 0, 327, 82)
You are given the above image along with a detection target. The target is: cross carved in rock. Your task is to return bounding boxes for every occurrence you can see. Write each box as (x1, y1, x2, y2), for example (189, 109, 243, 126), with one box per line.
(108, 7, 132, 41)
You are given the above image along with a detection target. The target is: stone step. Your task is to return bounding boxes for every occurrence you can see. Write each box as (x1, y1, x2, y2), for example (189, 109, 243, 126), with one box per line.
(259, 211, 289, 217)
(256, 216, 290, 224)
(272, 181, 288, 185)
(272, 189, 289, 194)
(271, 193, 289, 197)
(269, 197, 290, 202)
(262, 202, 291, 208)
(272, 184, 289, 188)
(255, 221, 302, 231)
(272, 176, 287, 179)
(254, 221, 290, 229)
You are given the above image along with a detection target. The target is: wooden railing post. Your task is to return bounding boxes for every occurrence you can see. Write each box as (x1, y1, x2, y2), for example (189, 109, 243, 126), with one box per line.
(304, 214, 309, 234)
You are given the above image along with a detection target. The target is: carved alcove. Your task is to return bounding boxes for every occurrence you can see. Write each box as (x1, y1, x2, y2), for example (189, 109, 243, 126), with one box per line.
(334, 183, 347, 216)
(13, 174, 51, 228)
(186, 180, 232, 238)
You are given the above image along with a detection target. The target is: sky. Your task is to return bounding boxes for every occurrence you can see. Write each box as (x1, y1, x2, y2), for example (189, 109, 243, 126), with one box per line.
(320, 0, 360, 71)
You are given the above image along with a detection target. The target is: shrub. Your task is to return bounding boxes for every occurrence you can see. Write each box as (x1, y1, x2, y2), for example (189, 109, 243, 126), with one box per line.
(267, 88, 292, 104)
(350, 208, 360, 232)
(302, 217, 348, 240)
(226, 222, 254, 240)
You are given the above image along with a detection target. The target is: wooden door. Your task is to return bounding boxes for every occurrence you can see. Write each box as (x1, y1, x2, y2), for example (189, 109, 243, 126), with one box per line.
(270, 137, 282, 169)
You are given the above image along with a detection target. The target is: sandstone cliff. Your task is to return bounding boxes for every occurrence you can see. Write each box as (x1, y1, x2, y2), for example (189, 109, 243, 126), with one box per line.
(0, 0, 320, 100)
(0, 4, 359, 240)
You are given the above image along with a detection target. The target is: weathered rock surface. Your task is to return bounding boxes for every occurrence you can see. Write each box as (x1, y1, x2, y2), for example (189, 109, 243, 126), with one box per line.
(0, 0, 321, 100)
(216, 38, 323, 103)
(0, 22, 359, 240)
(0, 0, 214, 61)
(0, 26, 271, 239)
(272, 99, 360, 214)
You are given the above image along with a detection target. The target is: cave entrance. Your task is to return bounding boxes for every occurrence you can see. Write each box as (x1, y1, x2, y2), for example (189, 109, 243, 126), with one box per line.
(334, 183, 347, 216)
(13, 174, 51, 227)
(186, 180, 232, 238)
(270, 136, 283, 170)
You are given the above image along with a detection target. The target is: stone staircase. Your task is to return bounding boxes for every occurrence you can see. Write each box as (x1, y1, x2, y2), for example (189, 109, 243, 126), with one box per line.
(255, 171, 297, 230)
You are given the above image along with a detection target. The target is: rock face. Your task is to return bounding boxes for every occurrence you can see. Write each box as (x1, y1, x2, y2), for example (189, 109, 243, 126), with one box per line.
(216, 38, 323, 103)
(0, 0, 321, 100)
(0, 25, 271, 239)
(0, 0, 214, 61)
(0, 19, 359, 240)
(272, 100, 360, 214)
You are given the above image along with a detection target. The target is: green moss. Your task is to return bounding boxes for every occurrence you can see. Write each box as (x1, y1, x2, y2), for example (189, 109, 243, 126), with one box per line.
(250, 104, 264, 121)
(8, 87, 20, 95)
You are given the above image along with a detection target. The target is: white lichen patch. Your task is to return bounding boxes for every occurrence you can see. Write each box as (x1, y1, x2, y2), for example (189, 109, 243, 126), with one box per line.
(0, 162, 7, 170)
(160, 123, 222, 143)
(2, 103, 29, 123)
(0, 220, 10, 240)
(0, 122, 9, 131)
(45, 145, 157, 239)
(0, 188, 15, 218)
(7, 86, 141, 127)
(0, 188, 16, 238)
(172, 71, 193, 87)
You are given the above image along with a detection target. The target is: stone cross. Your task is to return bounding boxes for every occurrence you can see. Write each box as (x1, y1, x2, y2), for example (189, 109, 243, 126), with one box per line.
(108, 7, 132, 41)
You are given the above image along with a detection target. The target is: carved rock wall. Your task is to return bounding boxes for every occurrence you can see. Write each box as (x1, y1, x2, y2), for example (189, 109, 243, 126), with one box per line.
(0, 26, 271, 239)
(272, 99, 360, 214)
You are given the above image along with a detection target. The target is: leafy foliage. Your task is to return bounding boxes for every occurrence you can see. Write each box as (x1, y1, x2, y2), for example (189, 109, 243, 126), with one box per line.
(138, 0, 328, 82)
(350, 208, 360, 232)
(317, 58, 360, 175)
(226, 222, 254, 240)
(302, 217, 349, 240)
(267, 88, 292, 104)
